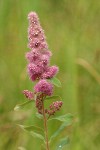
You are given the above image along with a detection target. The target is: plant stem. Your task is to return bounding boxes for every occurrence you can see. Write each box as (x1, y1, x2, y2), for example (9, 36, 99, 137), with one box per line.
(42, 100, 50, 150)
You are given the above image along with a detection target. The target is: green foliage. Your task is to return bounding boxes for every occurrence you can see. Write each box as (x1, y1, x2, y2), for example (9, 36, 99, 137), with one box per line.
(56, 137, 69, 150)
(30, 131, 45, 142)
(48, 113, 73, 122)
(49, 114, 73, 143)
(18, 124, 45, 142)
(41, 144, 46, 150)
(18, 124, 43, 133)
(35, 112, 43, 119)
(18, 147, 26, 150)
(49, 77, 61, 87)
(45, 95, 62, 101)
(14, 100, 34, 111)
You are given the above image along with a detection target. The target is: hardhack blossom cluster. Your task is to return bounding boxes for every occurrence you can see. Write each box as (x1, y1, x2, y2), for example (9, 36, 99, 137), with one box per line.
(23, 12, 63, 115)
(34, 79, 53, 96)
(26, 12, 59, 82)
(23, 90, 34, 100)
(45, 101, 63, 116)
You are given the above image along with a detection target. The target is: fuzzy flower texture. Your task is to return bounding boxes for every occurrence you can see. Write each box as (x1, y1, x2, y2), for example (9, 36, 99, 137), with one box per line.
(23, 12, 63, 116)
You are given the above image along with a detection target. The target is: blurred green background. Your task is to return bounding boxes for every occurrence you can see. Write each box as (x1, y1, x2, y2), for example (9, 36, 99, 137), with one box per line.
(0, 0, 100, 149)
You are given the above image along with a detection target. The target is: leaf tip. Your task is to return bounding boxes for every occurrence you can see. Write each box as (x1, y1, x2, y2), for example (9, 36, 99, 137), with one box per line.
(14, 105, 19, 111)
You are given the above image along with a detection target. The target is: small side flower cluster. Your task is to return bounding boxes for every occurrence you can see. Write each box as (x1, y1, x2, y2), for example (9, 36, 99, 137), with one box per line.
(23, 90, 34, 100)
(23, 12, 63, 116)
(45, 101, 63, 116)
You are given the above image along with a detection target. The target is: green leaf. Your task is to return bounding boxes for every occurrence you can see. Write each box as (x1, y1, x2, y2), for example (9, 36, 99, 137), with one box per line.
(45, 95, 62, 101)
(18, 147, 26, 150)
(49, 77, 61, 87)
(18, 124, 43, 134)
(49, 113, 73, 122)
(30, 131, 45, 141)
(49, 120, 73, 143)
(56, 137, 69, 150)
(49, 114, 73, 142)
(14, 100, 33, 111)
(35, 112, 43, 119)
(41, 144, 46, 150)
(18, 124, 45, 142)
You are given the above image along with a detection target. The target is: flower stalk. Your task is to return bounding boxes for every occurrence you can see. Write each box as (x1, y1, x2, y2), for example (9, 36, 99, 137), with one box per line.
(42, 100, 50, 150)
(22, 12, 63, 150)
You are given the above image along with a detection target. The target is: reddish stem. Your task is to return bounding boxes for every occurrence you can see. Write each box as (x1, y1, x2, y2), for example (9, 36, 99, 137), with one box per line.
(42, 100, 50, 150)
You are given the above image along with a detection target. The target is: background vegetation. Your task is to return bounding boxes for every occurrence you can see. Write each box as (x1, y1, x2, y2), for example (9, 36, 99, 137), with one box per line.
(0, 0, 100, 149)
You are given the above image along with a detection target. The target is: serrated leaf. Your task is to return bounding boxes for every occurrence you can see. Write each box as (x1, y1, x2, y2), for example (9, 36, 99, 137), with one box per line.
(49, 113, 73, 122)
(45, 95, 62, 101)
(50, 77, 61, 87)
(30, 131, 45, 141)
(35, 112, 43, 119)
(49, 121, 72, 143)
(14, 100, 33, 111)
(56, 137, 69, 150)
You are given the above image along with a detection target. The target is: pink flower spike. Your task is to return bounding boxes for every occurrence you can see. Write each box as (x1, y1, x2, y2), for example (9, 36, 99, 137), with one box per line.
(34, 79, 53, 96)
(23, 90, 34, 100)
